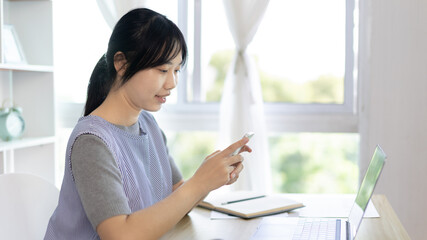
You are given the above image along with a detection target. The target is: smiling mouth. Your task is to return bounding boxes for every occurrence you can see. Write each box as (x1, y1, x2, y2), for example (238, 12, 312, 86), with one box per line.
(156, 94, 169, 103)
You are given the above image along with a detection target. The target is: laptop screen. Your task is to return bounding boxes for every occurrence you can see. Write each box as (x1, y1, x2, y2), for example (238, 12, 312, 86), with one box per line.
(348, 145, 386, 239)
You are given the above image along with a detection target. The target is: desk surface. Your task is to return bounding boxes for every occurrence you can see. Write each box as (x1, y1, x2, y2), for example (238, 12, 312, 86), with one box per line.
(161, 194, 410, 240)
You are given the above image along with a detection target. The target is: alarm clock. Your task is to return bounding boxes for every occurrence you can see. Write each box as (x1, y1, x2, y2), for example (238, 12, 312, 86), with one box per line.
(0, 106, 25, 141)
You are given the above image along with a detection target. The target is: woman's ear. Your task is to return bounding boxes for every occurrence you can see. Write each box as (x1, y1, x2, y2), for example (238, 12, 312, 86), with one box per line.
(114, 51, 127, 77)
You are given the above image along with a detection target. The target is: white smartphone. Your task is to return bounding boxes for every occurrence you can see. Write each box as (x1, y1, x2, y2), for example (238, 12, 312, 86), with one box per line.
(231, 132, 255, 156)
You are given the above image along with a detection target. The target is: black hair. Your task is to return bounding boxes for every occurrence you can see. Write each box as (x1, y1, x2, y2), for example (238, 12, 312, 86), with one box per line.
(84, 8, 187, 116)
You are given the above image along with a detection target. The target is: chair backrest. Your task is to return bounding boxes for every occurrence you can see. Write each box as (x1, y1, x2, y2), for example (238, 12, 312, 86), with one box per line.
(0, 173, 59, 240)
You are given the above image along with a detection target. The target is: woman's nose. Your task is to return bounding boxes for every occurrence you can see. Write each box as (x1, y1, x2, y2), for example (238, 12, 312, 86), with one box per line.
(165, 72, 178, 90)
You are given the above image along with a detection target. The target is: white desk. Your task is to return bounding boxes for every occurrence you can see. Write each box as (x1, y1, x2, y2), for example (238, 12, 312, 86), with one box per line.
(161, 194, 410, 240)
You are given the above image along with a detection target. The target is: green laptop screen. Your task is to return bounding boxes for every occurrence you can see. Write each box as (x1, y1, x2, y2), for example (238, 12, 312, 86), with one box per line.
(355, 146, 386, 210)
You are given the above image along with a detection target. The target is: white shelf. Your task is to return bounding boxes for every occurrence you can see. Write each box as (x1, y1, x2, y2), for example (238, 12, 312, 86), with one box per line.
(0, 136, 56, 151)
(0, 0, 56, 184)
(0, 64, 53, 72)
(8, 0, 51, 2)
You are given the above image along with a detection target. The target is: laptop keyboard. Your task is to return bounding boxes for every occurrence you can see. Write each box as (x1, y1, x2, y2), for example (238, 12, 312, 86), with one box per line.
(292, 218, 341, 240)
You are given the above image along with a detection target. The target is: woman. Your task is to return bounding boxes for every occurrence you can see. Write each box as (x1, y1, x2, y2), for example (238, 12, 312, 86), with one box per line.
(45, 8, 251, 240)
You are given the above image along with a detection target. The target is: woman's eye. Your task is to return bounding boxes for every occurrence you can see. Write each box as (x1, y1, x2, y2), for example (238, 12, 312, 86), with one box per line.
(159, 69, 168, 73)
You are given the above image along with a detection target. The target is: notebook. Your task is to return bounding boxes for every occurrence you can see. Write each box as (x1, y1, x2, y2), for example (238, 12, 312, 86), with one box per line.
(198, 191, 304, 219)
(251, 145, 387, 240)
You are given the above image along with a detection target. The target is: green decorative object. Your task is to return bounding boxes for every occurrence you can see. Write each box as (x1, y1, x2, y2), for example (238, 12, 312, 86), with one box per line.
(0, 100, 25, 141)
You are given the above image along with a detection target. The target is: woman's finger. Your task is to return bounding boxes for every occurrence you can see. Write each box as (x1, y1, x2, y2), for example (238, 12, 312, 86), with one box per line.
(226, 154, 244, 167)
(237, 145, 252, 155)
(206, 150, 221, 159)
(227, 162, 244, 185)
(231, 162, 244, 175)
(220, 138, 249, 157)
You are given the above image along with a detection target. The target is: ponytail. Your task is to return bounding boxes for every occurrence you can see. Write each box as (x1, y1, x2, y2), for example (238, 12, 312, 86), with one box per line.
(84, 54, 113, 116)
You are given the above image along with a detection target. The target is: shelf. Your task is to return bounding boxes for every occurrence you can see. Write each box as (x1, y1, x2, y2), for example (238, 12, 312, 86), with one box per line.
(0, 64, 54, 72)
(0, 136, 56, 151)
(7, 0, 51, 2)
(1, 0, 56, 185)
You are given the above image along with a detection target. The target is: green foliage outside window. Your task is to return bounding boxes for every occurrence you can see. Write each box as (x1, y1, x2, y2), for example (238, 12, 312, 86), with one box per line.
(269, 133, 358, 193)
(166, 131, 359, 193)
(205, 50, 234, 102)
(167, 132, 218, 179)
(205, 50, 344, 104)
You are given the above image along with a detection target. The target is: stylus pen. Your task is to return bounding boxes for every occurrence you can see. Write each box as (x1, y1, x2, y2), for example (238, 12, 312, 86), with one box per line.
(221, 195, 266, 205)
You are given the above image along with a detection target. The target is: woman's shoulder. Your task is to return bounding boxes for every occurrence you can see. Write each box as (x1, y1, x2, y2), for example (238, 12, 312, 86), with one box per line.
(72, 115, 116, 139)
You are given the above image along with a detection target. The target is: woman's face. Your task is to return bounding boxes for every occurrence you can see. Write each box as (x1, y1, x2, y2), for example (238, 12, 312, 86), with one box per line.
(121, 54, 182, 112)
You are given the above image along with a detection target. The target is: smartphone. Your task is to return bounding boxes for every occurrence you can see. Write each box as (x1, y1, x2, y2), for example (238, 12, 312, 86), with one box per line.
(231, 132, 255, 156)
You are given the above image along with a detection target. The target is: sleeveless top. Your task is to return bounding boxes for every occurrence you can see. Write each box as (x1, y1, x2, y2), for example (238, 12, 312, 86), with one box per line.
(44, 111, 173, 239)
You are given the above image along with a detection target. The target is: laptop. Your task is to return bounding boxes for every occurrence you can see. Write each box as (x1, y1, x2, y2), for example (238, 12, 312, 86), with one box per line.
(251, 145, 386, 240)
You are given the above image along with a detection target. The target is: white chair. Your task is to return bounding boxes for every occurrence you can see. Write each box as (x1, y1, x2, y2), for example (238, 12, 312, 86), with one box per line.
(0, 173, 59, 240)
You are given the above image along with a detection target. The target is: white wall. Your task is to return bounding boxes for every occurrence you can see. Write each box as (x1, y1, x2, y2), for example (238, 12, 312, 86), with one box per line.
(358, 0, 427, 239)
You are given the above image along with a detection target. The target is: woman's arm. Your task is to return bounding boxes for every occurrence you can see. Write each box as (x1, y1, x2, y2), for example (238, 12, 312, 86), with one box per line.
(96, 137, 251, 240)
(172, 180, 184, 192)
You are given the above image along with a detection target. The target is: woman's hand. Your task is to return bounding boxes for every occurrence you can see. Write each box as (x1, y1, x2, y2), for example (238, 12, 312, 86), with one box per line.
(190, 137, 252, 195)
(97, 137, 251, 240)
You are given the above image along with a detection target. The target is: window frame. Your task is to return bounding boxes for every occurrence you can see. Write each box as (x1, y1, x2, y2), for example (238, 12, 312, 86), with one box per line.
(57, 0, 358, 134)
(154, 0, 358, 133)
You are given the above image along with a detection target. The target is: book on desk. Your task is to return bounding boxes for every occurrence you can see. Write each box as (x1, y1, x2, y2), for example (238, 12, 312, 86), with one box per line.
(198, 191, 304, 219)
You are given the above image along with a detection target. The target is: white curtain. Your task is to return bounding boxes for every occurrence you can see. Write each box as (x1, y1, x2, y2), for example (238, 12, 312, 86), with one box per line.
(220, 0, 272, 193)
(96, 0, 147, 29)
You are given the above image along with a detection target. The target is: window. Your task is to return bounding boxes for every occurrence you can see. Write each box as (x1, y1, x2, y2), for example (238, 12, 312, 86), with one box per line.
(252, 0, 347, 105)
(164, 131, 359, 194)
(269, 133, 359, 193)
(160, 0, 359, 193)
(176, 0, 356, 111)
(55, 0, 359, 193)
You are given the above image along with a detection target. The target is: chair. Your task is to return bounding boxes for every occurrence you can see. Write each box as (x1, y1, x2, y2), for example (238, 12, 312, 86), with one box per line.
(0, 173, 59, 240)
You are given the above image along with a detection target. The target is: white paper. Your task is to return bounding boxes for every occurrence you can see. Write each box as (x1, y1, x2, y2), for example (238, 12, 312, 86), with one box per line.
(209, 194, 379, 219)
(210, 210, 289, 220)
